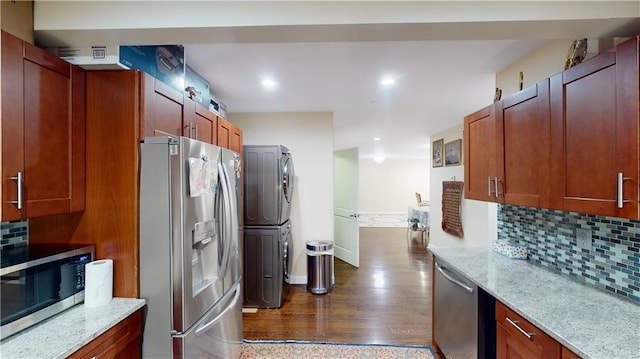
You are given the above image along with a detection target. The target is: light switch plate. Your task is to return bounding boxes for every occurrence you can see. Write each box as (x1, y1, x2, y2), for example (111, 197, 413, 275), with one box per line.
(576, 228, 592, 250)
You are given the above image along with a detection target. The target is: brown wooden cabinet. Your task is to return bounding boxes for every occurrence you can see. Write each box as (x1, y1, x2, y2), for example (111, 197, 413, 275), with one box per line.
(29, 69, 243, 298)
(141, 76, 184, 139)
(1, 30, 85, 221)
(550, 37, 639, 219)
(217, 116, 231, 148)
(69, 309, 143, 359)
(229, 121, 244, 155)
(464, 105, 498, 202)
(466, 36, 640, 219)
(496, 300, 583, 359)
(31, 70, 169, 298)
(496, 300, 561, 359)
(216, 115, 243, 153)
(464, 79, 552, 208)
(499, 79, 553, 208)
(139, 74, 216, 145)
(184, 98, 216, 144)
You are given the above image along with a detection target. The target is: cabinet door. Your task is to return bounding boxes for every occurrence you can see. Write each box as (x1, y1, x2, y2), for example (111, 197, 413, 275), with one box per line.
(217, 116, 231, 149)
(68, 309, 143, 359)
(183, 98, 215, 144)
(1, 30, 85, 221)
(550, 37, 638, 218)
(229, 123, 243, 155)
(496, 301, 561, 359)
(1, 31, 26, 220)
(464, 105, 499, 202)
(141, 75, 184, 140)
(500, 80, 553, 208)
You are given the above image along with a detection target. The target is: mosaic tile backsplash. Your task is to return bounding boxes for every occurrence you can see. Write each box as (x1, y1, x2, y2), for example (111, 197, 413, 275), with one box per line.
(1, 220, 28, 248)
(498, 204, 640, 303)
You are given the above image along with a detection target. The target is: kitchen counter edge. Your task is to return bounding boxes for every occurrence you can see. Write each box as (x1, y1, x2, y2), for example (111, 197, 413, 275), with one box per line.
(0, 297, 146, 359)
(429, 246, 640, 359)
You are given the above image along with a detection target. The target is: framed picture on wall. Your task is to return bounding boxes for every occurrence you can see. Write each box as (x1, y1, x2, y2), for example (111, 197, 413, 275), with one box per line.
(432, 138, 444, 167)
(445, 139, 462, 166)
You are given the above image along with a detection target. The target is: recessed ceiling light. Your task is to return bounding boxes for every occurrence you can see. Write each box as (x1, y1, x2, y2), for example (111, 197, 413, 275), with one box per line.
(262, 79, 277, 88)
(373, 137, 381, 141)
(380, 77, 395, 86)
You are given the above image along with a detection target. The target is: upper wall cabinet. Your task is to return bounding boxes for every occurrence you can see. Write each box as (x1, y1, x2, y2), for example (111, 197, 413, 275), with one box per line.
(465, 35, 640, 220)
(1, 30, 85, 221)
(217, 116, 243, 155)
(184, 98, 216, 144)
(550, 37, 639, 219)
(139, 74, 217, 145)
(464, 79, 552, 208)
(141, 76, 184, 140)
(464, 105, 498, 202)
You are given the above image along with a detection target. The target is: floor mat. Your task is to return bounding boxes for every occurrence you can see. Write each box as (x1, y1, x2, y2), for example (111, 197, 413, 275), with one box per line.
(241, 340, 436, 359)
(358, 213, 407, 228)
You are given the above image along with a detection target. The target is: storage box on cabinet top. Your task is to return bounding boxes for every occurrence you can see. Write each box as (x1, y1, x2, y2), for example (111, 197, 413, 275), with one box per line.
(119, 45, 185, 93)
(185, 65, 210, 108)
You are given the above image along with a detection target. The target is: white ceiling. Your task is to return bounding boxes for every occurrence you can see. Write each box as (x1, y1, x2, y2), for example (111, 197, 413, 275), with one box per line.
(184, 39, 545, 159)
(32, 1, 640, 159)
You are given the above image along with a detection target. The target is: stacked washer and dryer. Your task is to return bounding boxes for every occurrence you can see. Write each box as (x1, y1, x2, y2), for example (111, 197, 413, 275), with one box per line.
(243, 145, 295, 308)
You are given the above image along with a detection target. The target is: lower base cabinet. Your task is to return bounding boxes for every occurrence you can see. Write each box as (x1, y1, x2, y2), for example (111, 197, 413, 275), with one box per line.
(69, 309, 143, 359)
(496, 301, 581, 359)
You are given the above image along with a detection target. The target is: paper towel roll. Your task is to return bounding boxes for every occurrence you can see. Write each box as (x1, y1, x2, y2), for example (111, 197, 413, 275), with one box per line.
(84, 259, 113, 308)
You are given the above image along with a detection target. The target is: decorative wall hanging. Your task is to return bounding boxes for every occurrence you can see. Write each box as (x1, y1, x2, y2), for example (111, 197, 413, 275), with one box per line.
(442, 181, 464, 238)
(494, 87, 502, 102)
(432, 138, 444, 168)
(444, 139, 462, 166)
(519, 71, 524, 91)
(564, 38, 588, 70)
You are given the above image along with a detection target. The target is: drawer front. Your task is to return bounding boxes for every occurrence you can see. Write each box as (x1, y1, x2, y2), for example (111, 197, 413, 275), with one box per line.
(495, 301, 560, 359)
(69, 309, 143, 359)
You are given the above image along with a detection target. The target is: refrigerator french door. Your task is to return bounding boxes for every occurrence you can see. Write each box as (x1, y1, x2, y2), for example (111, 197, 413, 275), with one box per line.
(139, 136, 242, 359)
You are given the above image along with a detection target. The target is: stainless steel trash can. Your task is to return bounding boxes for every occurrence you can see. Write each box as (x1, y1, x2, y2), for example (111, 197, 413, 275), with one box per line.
(306, 240, 334, 294)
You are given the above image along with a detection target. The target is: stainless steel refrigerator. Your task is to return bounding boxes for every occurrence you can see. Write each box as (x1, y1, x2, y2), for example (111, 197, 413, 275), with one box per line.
(139, 136, 242, 359)
(243, 145, 294, 308)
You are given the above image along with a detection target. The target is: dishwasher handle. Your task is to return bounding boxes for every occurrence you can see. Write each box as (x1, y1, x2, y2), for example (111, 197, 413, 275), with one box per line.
(436, 262, 474, 294)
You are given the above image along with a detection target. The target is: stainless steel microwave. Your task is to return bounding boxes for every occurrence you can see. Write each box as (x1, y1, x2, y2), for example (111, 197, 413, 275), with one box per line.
(0, 244, 94, 340)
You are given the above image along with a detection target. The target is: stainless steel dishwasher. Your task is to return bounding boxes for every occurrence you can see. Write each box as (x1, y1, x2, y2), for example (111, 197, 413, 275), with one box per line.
(434, 259, 479, 359)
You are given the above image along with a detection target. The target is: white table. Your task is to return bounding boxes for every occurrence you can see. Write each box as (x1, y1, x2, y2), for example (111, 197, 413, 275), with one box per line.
(407, 206, 430, 245)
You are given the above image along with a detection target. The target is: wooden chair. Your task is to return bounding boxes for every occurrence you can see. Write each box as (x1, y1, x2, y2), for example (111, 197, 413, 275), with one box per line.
(415, 192, 429, 207)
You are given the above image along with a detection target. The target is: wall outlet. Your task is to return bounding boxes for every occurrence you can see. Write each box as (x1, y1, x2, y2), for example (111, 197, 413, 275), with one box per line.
(576, 228, 592, 250)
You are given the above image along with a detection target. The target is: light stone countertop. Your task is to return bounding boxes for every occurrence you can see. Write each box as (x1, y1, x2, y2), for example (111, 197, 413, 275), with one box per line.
(0, 298, 146, 359)
(429, 247, 640, 359)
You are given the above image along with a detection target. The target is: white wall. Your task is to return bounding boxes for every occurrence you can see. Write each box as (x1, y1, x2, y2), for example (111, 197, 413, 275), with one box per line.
(496, 38, 620, 97)
(230, 112, 333, 283)
(496, 39, 572, 97)
(429, 125, 497, 248)
(358, 158, 429, 213)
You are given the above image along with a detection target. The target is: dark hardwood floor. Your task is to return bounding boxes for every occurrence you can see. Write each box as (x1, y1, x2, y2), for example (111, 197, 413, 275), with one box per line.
(243, 227, 442, 356)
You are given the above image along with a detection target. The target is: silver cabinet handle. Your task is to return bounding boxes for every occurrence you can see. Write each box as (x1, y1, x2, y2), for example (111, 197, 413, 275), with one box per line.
(506, 317, 534, 340)
(494, 176, 501, 197)
(617, 172, 631, 208)
(194, 123, 198, 140)
(188, 121, 194, 138)
(435, 263, 474, 294)
(10, 172, 23, 210)
(488, 176, 493, 197)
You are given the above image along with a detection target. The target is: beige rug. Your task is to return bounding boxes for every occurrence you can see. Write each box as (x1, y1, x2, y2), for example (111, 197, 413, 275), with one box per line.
(241, 340, 436, 359)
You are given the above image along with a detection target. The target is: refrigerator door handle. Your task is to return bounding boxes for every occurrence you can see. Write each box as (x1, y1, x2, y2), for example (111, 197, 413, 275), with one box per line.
(194, 282, 241, 337)
(218, 162, 233, 277)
